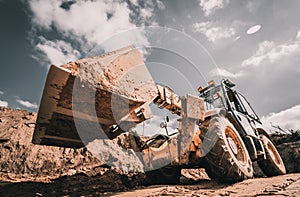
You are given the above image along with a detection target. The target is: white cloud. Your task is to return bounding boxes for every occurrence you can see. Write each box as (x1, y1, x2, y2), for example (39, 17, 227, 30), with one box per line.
(233, 31, 300, 116)
(28, 0, 165, 65)
(193, 21, 235, 42)
(156, 1, 166, 10)
(0, 100, 8, 107)
(29, 0, 134, 48)
(35, 37, 80, 66)
(0, 91, 8, 107)
(262, 104, 300, 132)
(210, 68, 244, 78)
(29, 0, 158, 49)
(296, 30, 300, 40)
(242, 40, 274, 67)
(140, 8, 153, 18)
(29, 0, 133, 38)
(242, 32, 300, 67)
(16, 99, 38, 109)
(199, 0, 229, 16)
(130, 0, 139, 7)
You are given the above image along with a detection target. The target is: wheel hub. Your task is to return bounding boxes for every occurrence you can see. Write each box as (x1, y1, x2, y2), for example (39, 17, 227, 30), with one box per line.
(225, 126, 247, 164)
(227, 137, 238, 155)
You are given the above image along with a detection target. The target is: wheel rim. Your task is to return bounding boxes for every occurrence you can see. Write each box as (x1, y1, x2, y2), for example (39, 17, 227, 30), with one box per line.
(225, 126, 247, 165)
(227, 137, 238, 155)
(266, 140, 281, 165)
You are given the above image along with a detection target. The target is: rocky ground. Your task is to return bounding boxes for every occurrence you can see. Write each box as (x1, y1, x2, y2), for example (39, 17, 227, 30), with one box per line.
(0, 107, 299, 196)
(112, 173, 300, 197)
(0, 107, 146, 196)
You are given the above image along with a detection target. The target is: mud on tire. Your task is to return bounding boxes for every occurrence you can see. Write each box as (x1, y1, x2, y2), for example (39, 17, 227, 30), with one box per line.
(258, 134, 286, 176)
(201, 116, 253, 182)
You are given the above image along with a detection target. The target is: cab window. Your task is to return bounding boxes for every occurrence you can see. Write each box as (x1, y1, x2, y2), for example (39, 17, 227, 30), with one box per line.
(226, 90, 246, 113)
(237, 93, 259, 121)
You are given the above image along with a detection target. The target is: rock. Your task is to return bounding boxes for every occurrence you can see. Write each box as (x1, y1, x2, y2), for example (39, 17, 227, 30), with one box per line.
(181, 168, 210, 183)
(67, 169, 77, 176)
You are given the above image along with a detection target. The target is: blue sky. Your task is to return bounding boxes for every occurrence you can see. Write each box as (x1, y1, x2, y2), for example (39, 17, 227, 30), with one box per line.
(0, 0, 299, 131)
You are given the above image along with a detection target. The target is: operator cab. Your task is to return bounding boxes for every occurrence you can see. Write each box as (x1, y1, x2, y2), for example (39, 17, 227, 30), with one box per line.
(198, 79, 262, 138)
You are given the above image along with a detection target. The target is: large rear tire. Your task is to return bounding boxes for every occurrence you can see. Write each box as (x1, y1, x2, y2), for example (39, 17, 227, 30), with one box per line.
(202, 116, 253, 182)
(258, 134, 286, 176)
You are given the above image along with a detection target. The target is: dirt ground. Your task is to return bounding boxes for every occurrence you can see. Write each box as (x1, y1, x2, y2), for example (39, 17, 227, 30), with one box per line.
(113, 173, 300, 197)
(0, 107, 299, 196)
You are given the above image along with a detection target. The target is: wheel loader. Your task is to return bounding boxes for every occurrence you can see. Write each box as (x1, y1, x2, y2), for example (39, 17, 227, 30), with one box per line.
(32, 46, 286, 183)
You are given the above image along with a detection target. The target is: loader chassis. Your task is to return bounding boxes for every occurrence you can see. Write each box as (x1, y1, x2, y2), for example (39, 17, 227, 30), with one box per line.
(33, 47, 286, 183)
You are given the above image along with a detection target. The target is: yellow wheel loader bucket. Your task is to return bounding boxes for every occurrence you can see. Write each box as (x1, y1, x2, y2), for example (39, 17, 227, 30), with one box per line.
(32, 46, 157, 148)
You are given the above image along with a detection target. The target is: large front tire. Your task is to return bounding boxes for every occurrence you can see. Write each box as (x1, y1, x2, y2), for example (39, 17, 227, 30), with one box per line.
(258, 134, 286, 176)
(202, 116, 253, 182)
